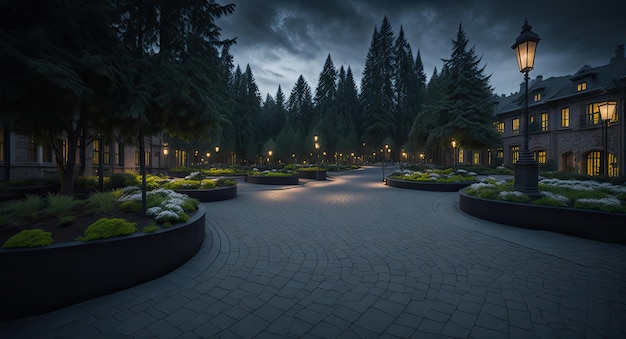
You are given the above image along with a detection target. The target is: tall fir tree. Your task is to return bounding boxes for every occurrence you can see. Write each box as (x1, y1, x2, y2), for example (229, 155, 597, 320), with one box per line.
(359, 16, 395, 151)
(390, 26, 421, 161)
(313, 54, 339, 155)
(410, 24, 499, 163)
(287, 75, 314, 132)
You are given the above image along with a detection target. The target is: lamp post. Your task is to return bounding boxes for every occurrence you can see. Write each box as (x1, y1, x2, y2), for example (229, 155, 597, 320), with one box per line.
(314, 135, 320, 167)
(512, 19, 541, 196)
(215, 146, 220, 166)
(451, 140, 457, 170)
(268, 150, 272, 170)
(598, 101, 616, 176)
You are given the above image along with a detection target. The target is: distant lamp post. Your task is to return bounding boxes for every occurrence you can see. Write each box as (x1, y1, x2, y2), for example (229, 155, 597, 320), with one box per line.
(598, 101, 616, 176)
(512, 18, 541, 196)
(451, 140, 457, 169)
(268, 150, 273, 169)
(419, 152, 425, 164)
(314, 135, 320, 166)
(215, 146, 220, 165)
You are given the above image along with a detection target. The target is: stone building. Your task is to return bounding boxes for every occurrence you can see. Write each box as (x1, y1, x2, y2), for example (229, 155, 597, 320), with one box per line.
(495, 45, 625, 177)
(0, 130, 184, 181)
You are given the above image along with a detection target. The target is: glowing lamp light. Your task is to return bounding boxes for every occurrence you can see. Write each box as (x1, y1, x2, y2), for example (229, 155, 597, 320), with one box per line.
(598, 101, 616, 123)
(512, 18, 540, 73)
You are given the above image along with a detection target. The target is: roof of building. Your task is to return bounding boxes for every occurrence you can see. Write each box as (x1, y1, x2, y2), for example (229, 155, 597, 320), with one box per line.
(494, 44, 626, 116)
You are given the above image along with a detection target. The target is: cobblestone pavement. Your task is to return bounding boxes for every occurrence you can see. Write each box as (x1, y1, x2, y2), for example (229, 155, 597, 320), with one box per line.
(2, 166, 626, 338)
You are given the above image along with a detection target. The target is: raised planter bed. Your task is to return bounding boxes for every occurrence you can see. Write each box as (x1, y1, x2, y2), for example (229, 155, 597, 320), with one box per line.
(459, 190, 626, 245)
(175, 185, 237, 202)
(0, 206, 206, 321)
(245, 175, 299, 185)
(386, 177, 476, 192)
(298, 170, 327, 180)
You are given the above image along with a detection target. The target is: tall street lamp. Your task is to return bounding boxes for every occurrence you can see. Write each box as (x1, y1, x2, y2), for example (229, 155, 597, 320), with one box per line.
(598, 101, 616, 176)
(512, 18, 541, 196)
(314, 135, 320, 166)
(215, 146, 220, 166)
(268, 150, 273, 170)
(451, 139, 457, 170)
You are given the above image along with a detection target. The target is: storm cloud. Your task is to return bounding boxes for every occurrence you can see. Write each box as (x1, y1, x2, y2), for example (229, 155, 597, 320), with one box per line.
(216, 0, 626, 98)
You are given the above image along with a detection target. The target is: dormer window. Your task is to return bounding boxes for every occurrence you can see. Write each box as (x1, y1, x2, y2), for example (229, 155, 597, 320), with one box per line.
(577, 82, 587, 91)
(533, 93, 541, 102)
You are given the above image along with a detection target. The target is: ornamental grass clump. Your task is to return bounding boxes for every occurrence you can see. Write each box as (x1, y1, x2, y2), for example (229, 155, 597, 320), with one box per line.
(44, 193, 81, 226)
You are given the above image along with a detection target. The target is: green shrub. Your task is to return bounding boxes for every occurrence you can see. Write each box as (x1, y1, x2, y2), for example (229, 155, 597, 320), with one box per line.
(119, 200, 141, 213)
(0, 212, 17, 229)
(87, 191, 117, 215)
(533, 197, 568, 207)
(2, 229, 53, 248)
(201, 181, 216, 189)
(163, 179, 202, 189)
(57, 215, 75, 226)
(44, 193, 80, 219)
(110, 172, 140, 189)
(215, 178, 237, 186)
(180, 199, 199, 212)
(251, 171, 295, 177)
(82, 218, 137, 241)
(143, 223, 161, 233)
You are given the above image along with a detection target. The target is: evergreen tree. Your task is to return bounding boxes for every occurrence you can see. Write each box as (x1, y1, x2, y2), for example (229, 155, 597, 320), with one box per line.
(335, 66, 360, 154)
(410, 24, 499, 164)
(390, 26, 421, 161)
(287, 75, 314, 132)
(313, 54, 339, 155)
(359, 16, 395, 151)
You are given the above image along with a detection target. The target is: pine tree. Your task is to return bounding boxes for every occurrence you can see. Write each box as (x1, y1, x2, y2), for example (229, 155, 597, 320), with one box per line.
(287, 75, 314, 132)
(313, 54, 339, 155)
(360, 16, 395, 151)
(410, 24, 499, 165)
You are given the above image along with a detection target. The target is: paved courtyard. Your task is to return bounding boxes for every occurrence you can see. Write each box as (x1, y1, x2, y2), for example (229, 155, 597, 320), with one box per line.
(2, 166, 626, 338)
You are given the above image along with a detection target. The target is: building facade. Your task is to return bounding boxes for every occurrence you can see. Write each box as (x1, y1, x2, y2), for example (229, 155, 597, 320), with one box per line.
(0, 129, 188, 182)
(495, 45, 625, 177)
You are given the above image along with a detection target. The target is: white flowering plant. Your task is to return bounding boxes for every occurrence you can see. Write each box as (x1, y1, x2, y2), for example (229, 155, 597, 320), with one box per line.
(117, 187, 198, 225)
(465, 177, 626, 213)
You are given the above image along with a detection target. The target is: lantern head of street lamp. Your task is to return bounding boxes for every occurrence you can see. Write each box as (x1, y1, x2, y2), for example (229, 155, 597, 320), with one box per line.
(215, 146, 220, 153)
(451, 140, 457, 148)
(512, 18, 540, 73)
(314, 135, 318, 142)
(598, 101, 617, 123)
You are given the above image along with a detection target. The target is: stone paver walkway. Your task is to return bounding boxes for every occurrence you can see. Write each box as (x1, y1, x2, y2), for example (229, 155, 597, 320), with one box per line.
(2, 166, 626, 338)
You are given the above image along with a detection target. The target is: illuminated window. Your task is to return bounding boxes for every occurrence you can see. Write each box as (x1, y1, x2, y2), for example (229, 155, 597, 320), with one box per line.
(145, 151, 151, 167)
(540, 112, 548, 131)
(512, 118, 520, 134)
(496, 148, 503, 159)
(586, 103, 600, 126)
(533, 93, 541, 102)
(93, 139, 101, 165)
(495, 121, 504, 134)
(114, 142, 122, 166)
(561, 107, 570, 127)
(586, 151, 601, 176)
(103, 144, 111, 165)
(473, 152, 480, 164)
(534, 150, 547, 163)
(511, 146, 520, 163)
(577, 82, 587, 91)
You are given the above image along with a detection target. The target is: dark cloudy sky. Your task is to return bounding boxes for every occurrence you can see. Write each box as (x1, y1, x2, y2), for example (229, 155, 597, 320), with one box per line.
(217, 0, 626, 99)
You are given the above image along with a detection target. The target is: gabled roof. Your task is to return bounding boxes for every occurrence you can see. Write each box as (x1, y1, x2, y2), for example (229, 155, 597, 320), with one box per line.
(495, 46, 626, 117)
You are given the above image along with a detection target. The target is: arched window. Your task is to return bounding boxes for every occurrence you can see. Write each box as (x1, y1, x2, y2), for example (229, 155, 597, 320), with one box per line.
(586, 151, 601, 176)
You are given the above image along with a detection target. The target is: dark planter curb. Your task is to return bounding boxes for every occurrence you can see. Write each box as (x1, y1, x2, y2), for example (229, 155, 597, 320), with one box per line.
(175, 185, 237, 202)
(386, 177, 476, 192)
(459, 190, 626, 245)
(298, 170, 327, 180)
(245, 175, 299, 185)
(0, 206, 206, 321)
